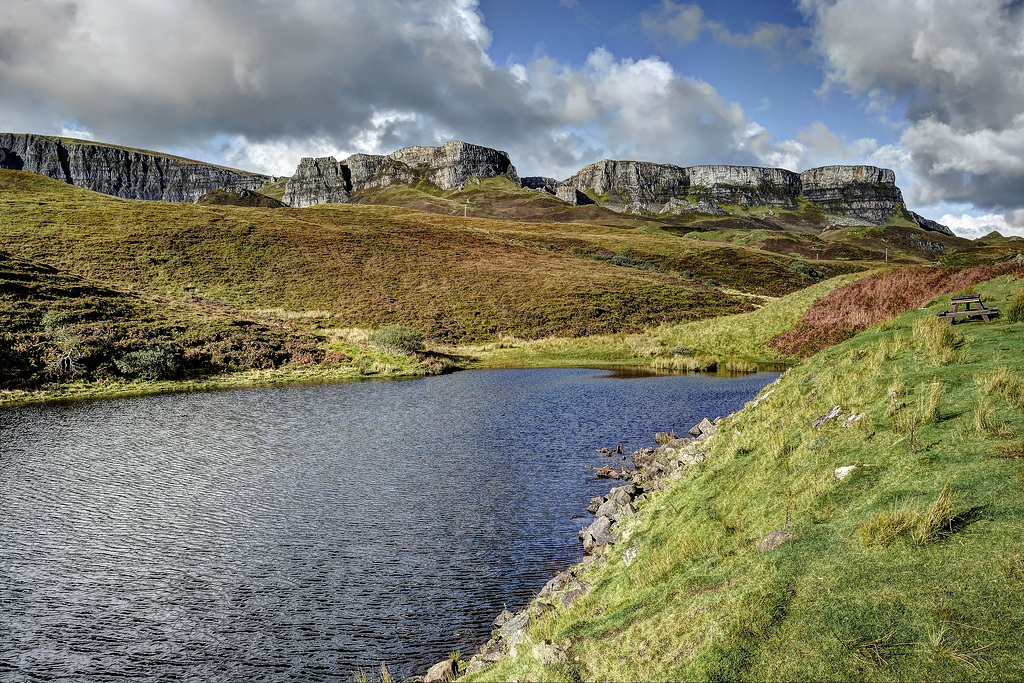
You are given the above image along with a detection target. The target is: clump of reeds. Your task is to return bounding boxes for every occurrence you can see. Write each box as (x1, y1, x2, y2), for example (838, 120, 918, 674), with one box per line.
(1006, 288, 1024, 323)
(912, 317, 965, 366)
(859, 483, 956, 547)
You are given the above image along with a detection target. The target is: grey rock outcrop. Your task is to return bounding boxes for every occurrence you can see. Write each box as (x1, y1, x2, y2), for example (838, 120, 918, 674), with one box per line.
(0, 133, 274, 202)
(909, 210, 956, 237)
(537, 158, 951, 234)
(283, 140, 519, 208)
(281, 157, 352, 207)
(550, 160, 801, 214)
(799, 165, 905, 225)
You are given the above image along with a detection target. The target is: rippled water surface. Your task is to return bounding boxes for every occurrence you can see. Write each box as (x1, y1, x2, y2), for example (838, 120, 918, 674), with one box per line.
(0, 368, 778, 681)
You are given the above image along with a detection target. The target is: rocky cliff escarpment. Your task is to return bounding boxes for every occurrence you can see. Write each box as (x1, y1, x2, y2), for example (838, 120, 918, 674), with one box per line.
(283, 141, 518, 208)
(555, 161, 803, 214)
(0, 133, 275, 203)
(799, 166, 905, 225)
(545, 159, 952, 235)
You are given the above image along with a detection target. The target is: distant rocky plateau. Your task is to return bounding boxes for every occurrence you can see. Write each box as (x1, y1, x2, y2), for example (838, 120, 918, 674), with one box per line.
(0, 133, 274, 203)
(0, 133, 952, 236)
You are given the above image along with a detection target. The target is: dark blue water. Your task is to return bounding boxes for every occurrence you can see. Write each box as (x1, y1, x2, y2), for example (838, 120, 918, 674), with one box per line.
(0, 368, 777, 681)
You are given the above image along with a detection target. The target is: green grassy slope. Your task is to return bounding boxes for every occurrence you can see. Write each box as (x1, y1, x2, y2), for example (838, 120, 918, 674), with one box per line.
(0, 170, 861, 344)
(463, 271, 875, 370)
(469, 272, 1024, 682)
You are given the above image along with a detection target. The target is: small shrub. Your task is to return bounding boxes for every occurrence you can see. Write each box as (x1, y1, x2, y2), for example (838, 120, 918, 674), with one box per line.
(1006, 289, 1024, 323)
(789, 259, 820, 279)
(669, 345, 694, 356)
(41, 308, 73, 333)
(370, 325, 424, 355)
(704, 278, 719, 287)
(115, 347, 179, 380)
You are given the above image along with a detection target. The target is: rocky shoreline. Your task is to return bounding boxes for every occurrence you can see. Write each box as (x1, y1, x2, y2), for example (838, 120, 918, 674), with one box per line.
(417, 413, 733, 682)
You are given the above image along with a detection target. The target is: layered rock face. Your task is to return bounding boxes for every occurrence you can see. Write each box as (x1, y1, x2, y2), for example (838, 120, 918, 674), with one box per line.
(0, 133, 274, 202)
(557, 161, 803, 214)
(799, 166, 907, 225)
(550, 159, 951, 234)
(283, 141, 519, 208)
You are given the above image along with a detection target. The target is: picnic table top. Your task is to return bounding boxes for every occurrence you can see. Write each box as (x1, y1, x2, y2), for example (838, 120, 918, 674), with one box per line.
(951, 293, 982, 301)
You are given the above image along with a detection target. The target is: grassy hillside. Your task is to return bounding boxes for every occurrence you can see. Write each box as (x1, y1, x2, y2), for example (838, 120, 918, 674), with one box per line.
(466, 269, 1024, 682)
(0, 249, 439, 405)
(0, 170, 861, 344)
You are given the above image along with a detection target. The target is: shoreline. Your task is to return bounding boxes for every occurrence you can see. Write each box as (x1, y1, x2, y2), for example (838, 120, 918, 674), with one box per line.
(419, 387, 782, 682)
(0, 359, 785, 410)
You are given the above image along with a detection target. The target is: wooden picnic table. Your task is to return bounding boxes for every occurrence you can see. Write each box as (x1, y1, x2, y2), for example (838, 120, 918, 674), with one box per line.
(937, 293, 999, 324)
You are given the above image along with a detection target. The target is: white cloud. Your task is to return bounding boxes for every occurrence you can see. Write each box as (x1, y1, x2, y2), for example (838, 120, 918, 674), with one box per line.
(641, 1, 705, 46)
(801, 0, 1024, 215)
(0, 0, 890, 188)
(938, 212, 1024, 240)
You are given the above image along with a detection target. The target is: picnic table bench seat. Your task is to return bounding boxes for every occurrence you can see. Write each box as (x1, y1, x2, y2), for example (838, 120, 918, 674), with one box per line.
(937, 293, 999, 323)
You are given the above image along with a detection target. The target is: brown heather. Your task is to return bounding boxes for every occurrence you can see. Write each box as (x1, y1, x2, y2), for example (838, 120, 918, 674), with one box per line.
(768, 263, 1024, 357)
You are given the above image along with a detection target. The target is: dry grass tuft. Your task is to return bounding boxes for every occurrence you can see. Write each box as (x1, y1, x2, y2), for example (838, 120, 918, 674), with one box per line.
(860, 483, 956, 548)
(913, 317, 966, 366)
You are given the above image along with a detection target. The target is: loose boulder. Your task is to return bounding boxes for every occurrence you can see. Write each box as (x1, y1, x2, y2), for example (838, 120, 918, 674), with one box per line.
(424, 659, 455, 683)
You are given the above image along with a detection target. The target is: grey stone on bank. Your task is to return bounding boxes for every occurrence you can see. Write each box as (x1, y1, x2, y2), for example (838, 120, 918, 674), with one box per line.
(580, 515, 616, 554)
(496, 609, 530, 640)
(538, 572, 571, 601)
(492, 608, 514, 628)
(758, 529, 792, 552)
(595, 497, 634, 522)
(561, 578, 591, 607)
(813, 405, 844, 429)
(424, 658, 456, 683)
(690, 417, 716, 438)
(532, 641, 568, 665)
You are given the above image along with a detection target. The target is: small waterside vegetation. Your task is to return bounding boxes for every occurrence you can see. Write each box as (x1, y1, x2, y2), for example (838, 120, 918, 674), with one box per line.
(467, 271, 1024, 682)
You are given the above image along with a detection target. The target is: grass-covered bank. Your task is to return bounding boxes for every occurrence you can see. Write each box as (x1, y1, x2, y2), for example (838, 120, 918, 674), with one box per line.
(463, 272, 1024, 682)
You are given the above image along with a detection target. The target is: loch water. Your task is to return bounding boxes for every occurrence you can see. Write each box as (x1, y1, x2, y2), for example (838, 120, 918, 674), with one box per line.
(0, 368, 778, 681)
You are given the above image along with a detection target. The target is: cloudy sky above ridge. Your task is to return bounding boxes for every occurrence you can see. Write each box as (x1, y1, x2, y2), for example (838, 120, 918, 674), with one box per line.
(1, 0, 1023, 237)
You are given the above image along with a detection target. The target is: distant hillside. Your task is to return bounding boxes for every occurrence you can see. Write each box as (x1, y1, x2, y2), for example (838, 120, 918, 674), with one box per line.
(1, 132, 954, 244)
(0, 169, 854, 345)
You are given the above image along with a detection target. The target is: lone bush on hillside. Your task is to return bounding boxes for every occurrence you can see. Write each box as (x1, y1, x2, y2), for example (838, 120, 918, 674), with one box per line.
(370, 326, 424, 355)
(789, 259, 820, 280)
(115, 347, 179, 380)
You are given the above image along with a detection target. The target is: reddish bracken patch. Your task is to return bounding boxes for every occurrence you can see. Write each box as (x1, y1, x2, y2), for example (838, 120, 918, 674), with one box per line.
(769, 263, 1024, 358)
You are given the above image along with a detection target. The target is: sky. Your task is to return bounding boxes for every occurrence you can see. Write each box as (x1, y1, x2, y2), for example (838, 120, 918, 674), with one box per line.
(2, 0, 1023, 238)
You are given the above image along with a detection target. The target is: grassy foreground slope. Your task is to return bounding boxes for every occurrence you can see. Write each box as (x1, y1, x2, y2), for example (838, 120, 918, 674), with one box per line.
(469, 271, 1024, 682)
